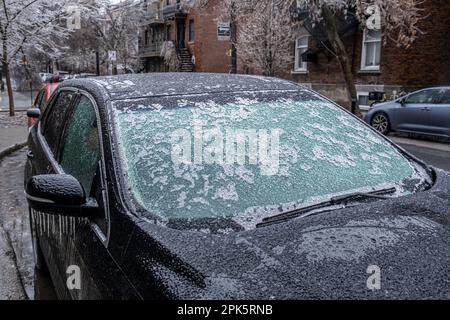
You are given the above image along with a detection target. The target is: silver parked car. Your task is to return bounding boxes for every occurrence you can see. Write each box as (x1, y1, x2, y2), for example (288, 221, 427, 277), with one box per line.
(364, 87, 450, 137)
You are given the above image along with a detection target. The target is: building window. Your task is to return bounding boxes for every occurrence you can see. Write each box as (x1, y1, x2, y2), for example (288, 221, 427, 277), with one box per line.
(361, 29, 381, 70)
(144, 30, 149, 46)
(357, 92, 371, 111)
(189, 19, 195, 42)
(294, 36, 308, 72)
(166, 25, 172, 41)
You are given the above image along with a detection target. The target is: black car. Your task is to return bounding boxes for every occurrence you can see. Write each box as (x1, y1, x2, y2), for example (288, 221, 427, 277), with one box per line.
(25, 73, 450, 299)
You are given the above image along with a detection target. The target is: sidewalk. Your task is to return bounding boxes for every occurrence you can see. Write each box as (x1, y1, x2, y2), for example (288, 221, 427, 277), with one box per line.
(0, 113, 28, 150)
(0, 227, 27, 300)
(0, 114, 30, 300)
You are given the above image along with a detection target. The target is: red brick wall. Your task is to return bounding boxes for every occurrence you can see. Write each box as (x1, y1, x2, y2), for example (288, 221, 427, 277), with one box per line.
(290, 0, 450, 105)
(187, 0, 232, 73)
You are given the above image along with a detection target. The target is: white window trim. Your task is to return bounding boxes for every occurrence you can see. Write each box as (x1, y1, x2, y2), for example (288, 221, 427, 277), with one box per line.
(294, 36, 309, 73)
(361, 29, 381, 71)
(357, 91, 371, 111)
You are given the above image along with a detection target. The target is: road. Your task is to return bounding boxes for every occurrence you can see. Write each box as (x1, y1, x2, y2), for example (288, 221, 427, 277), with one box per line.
(389, 135, 450, 171)
(399, 144, 450, 171)
(0, 91, 34, 112)
(0, 137, 448, 300)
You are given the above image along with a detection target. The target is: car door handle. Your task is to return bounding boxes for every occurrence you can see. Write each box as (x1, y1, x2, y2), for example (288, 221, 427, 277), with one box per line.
(27, 151, 34, 159)
(421, 107, 431, 111)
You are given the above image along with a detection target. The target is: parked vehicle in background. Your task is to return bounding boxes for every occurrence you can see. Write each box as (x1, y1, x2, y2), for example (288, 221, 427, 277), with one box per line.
(26, 82, 60, 128)
(38, 73, 53, 83)
(72, 73, 98, 79)
(24, 74, 450, 300)
(117, 64, 135, 74)
(364, 87, 450, 137)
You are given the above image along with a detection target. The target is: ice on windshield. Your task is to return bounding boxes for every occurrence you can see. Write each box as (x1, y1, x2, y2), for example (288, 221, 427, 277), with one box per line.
(113, 91, 422, 230)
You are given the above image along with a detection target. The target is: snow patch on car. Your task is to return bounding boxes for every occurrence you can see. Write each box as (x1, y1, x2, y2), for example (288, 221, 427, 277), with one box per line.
(297, 216, 439, 263)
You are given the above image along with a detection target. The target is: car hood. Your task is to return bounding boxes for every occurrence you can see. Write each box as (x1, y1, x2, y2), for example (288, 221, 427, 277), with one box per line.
(370, 101, 397, 109)
(127, 169, 450, 299)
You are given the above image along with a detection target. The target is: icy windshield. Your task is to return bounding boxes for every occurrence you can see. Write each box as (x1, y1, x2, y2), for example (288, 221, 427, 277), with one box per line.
(112, 91, 427, 230)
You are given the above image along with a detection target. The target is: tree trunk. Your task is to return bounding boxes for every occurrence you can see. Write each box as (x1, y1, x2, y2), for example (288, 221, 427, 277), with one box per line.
(2, 43, 15, 116)
(321, 5, 361, 117)
(3, 62, 14, 117)
(230, 1, 237, 74)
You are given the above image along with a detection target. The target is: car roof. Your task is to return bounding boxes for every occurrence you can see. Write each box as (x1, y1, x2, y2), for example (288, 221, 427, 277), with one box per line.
(59, 73, 302, 101)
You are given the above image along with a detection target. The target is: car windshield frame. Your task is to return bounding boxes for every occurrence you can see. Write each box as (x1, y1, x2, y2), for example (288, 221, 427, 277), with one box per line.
(109, 89, 433, 231)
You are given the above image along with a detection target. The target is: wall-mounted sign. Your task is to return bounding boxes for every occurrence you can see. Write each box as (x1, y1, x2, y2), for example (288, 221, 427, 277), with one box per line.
(108, 51, 117, 62)
(217, 23, 231, 40)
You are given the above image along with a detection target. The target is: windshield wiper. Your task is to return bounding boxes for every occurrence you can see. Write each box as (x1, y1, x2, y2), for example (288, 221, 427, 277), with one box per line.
(256, 187, 397, 228)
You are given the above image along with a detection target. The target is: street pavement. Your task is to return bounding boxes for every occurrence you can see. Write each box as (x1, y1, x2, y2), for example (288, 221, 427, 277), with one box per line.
(389, 135, 450, 171)
(0, 90, 34, 112)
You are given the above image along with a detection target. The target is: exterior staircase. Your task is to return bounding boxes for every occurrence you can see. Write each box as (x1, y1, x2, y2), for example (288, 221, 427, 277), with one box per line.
(176, 47, 194, 72)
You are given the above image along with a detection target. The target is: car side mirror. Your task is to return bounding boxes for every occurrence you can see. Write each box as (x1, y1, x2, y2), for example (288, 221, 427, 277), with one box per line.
(27, 108, 40, 119)
(25, 174, 100, 218)
(399, 98, 406, 106)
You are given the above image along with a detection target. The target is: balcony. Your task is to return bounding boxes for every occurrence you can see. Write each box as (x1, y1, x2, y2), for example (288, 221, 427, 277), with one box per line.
(162, 3, 187, 19)
(138, 42, 163, 57)
(139, 9, 164, 26)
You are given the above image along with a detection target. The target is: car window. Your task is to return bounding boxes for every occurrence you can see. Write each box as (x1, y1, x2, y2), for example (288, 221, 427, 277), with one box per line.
(113, 91, 429, 229)
(60, 95, 101, 196)
(438, 89, 450, 104)
(405, 89, 441, 104)
(43, 91, 75, 154)
(34, 90, 45, 109)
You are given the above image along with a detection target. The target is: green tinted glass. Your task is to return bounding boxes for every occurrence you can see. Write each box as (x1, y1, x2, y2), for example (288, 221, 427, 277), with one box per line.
(114, 93, 423, 228)
(61, 96, 100, 196)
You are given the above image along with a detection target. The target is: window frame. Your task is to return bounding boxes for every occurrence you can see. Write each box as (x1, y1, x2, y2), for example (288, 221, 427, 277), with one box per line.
(294, 35, 309, 72)
(357, 92, 371, 111)
(34, 89, 45, 109)
(40, 90, 77, 155)
(436, 89, 450, 105)
(37, 88, 111, 247)
(361, 28, 382, 71)
(188, 19, 195, 42)
(57, 91, 111, 245)
(404, 89, 442, 105)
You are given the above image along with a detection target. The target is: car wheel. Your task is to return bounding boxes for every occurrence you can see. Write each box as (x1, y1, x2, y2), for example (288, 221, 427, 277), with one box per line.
(371, 112, 391, 135)
(29, 207, 45, 271)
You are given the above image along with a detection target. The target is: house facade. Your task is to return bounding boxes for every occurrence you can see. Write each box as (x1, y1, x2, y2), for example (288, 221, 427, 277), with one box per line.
(138, 0, 450, 110)
(139, 0, 232, 73)
(290, 0, 450, 109)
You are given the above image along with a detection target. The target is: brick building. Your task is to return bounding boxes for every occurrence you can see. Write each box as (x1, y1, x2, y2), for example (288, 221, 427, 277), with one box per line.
(290, 0, 450, 109)
(139, 0, 450, 110)
(139, 0, 232, 73)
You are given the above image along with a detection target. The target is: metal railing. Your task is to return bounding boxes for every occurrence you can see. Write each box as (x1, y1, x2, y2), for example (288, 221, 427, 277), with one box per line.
(138, 42, 163, 57)
(139, 9, 164, 26)
(162, 3, 185, 18)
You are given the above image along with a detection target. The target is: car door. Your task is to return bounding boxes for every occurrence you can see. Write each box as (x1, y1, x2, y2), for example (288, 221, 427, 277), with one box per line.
(49, 93, 105, 299)
(53, 93, 138, 299)
(395, 89, 442, 134)
(428, 89, 450, 136)
(26, 90, 77, 296)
